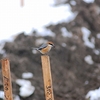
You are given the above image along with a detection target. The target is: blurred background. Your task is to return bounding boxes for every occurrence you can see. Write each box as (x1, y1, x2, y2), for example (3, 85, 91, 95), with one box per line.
(0, 0, 100, 100)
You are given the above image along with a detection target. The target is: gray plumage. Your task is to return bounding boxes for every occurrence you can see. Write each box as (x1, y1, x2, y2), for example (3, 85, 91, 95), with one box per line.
(38, 43, 47, 50)
(33, 43, 47, 51)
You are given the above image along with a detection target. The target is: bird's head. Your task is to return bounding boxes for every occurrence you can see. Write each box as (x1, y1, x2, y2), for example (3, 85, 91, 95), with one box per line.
(47, 41, 55, 47)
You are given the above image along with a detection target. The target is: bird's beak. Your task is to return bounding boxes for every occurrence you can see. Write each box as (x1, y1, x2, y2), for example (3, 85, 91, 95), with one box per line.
(53, 44, 55, 48)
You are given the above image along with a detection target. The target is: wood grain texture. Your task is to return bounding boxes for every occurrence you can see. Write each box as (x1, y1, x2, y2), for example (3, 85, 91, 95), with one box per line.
(41, 55, 54, 100)
(1, 59, 13, 100)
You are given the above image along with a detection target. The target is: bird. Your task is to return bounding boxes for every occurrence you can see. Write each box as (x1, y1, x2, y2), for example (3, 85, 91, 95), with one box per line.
(33, 41, 55, 54)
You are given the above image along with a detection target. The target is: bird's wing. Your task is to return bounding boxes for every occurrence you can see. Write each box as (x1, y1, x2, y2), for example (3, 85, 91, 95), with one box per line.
(38, 43, 47, 50)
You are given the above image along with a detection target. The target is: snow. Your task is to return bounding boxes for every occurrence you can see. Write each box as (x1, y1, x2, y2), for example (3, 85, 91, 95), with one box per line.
(81, 27, 95, 49)
(16, 79, 31, 86)
(96, 33, 100, 39)
(54, 0, 67, 5)
(32, 49, 38, 54)
(0, 0, 77, 41)
(84, 80, 89, 85)
(91, 37, 95, 44)
(70, 46, 77, 51)
(84, 55, 94, 65)
(0, 42, 5, 54)
(83, 0, 94, 3)
(36, 27, 55, 37)
(0, 91, 4, 99)
(35, 38, 47, 46)
(16, 79, 35, 98)
(70, 0, 76, 5)
(61, 43, 67, 47)
(22, 72, 33, 79)
(19, 83, 35, 98)
(14, 95, 20, 100)
(93, 49, 100, 55)
(86, 87, 100, 100)
(61, 27, 72, 38)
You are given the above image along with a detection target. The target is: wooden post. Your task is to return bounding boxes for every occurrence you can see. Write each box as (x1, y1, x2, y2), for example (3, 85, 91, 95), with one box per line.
(1, 58, 13, 100)
(41, 55, 54, 100)
(21, 0, 24, 7)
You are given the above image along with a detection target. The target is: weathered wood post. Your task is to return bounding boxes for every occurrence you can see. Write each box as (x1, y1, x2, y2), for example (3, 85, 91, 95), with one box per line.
(21, 0, 24, 7)
(1, 58, 13, 100)
(41, 55, 54, 100)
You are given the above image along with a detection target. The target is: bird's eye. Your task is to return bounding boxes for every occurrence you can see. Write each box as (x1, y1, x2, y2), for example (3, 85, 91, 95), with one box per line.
(49, 43, 53, 45)
(48, 42, 54, 46)
(50, 44, 54, 47)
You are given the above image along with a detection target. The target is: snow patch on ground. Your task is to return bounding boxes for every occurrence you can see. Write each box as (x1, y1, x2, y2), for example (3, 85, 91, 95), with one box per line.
(61, 27, 72, 38)
(0, 0, 77, 41)
(86, 87, 100, 100)
(0, 42, 5, 55)
(84, 55, 94, 65)
(0, 91, 4, 99)
(84, 80, 89, 85)
(61, 43, 67, 47)
(22, 72, 33, 79)
(81, 27, 95, 49)
(70, 0, 76, 5)
(96, 33, 100, 39)
(36, 27, 55, 37)
(93, 49, 100, 55)
(14, 95, 20, 100)
(16, 79, 35, 98)
(83, 0, 94, 3)
(35, 39, 47, 46)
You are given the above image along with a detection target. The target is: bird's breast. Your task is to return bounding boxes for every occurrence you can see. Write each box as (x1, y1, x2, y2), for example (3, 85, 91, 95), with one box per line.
(40, 46, 51, 54)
